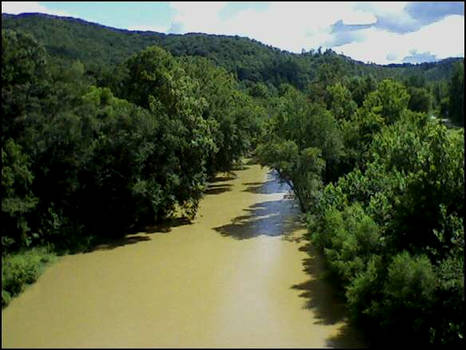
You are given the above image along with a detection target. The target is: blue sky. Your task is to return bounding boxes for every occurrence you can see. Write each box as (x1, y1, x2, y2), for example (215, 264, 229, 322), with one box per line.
(2, 2, 464, 64)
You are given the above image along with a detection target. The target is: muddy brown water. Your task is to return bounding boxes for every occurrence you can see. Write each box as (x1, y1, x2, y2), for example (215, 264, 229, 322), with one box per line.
(2, 163, 365, 348)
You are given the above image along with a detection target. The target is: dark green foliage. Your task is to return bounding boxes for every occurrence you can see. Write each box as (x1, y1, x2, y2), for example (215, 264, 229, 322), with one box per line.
(308, 111, 464, 345)
(334, 80, 411, 175)
(256, 86, 343, 210)
(1, 29, 50, 144)
(1, 28, 264, 306)
(362, 79, 410, 125)
(256, 140, 324, 212)
(1, 139, 38, 250)
(429, 79, 452, 119)
(1, 29, 47, 251)
(1, 30, 260, 256)
(448, 62, 464, 125)
(316, 203, 383, 284)
(179, 56, 265, 176)
(407, 86, 432, 113)
(255, 54, 464, 345)
(347, 75, 378, 107)
(114, 46, 217, 220)
(326, 82, 357, 120)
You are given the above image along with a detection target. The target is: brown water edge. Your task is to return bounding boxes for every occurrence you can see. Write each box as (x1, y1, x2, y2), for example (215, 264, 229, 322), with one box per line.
(1, 162, 366, 348)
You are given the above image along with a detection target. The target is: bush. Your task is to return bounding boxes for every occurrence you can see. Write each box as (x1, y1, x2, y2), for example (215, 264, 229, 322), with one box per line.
(379, 252, 437, 343)
(316, 203, 383, 284)
(2, 246, 56, 307)
(345, 255, 383, 326)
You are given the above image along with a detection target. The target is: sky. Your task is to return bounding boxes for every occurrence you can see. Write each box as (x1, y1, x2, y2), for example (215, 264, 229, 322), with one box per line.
(2, 1, 464, 65)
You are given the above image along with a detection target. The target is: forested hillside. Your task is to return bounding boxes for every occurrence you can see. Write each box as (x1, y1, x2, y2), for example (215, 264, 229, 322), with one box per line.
(1, 11, 464, 348)
(2, 13, 462, 90)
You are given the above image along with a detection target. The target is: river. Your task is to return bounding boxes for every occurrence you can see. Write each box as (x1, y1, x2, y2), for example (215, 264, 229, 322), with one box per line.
(2, 163, 365, 348)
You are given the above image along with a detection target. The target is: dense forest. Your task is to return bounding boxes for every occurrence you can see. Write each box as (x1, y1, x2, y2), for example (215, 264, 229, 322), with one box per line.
(1, 12, 464, 347)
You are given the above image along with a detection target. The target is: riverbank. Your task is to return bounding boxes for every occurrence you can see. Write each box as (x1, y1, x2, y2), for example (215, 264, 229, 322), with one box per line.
(2, 163, 365, 348)
(2, 246, 57, 308)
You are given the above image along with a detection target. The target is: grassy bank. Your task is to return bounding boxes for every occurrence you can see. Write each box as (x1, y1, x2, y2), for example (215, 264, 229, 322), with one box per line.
(2, 246, 57, 308)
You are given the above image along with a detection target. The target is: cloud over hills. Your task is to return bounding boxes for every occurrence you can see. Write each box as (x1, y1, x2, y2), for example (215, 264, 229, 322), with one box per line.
(2, 1, 464, 64)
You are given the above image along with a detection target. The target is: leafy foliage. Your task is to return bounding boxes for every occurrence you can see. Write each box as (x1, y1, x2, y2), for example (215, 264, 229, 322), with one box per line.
(448, 62, 464, 126)
(256, 85, 342, 210)
(2, 246, 56, 307)
(1, 30, 262, 256)
(258, 68, 464, 346)
(307, 110, 464, 346)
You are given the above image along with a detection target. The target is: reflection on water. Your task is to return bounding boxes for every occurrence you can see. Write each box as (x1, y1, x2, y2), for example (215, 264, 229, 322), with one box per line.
(2, 163, 365, 348)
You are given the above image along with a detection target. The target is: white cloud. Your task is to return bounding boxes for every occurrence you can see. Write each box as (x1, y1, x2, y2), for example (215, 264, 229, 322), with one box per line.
(1, 1, 70, 17)
(167, 2, 380, 52)
(166, 1, 463, 63)
(334, 14, 464, 64)
(407, 14, 464, 59)
(169, 2, 228, 33)
(341, 11, 377, 26)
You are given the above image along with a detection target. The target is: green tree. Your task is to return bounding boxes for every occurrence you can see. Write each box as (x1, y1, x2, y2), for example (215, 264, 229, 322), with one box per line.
(407, 86, 432, 113)
(326, 82, 357, 121)
(1, 29, 50, 145)
(363, 79, 409, 125)
(308, 110, 464, 345)
(448, 62, 464, 125)
(1, 30, 50, 252)
(117, 46, 215, 219)
(180, 56, 264, 176)
(1, 140, 38, 250)
(347, 74, 377, 107)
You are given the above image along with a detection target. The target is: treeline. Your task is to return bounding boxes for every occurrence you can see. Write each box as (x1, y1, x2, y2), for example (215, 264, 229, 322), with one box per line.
(1, 29, 264, 305)
(256, 65, 464, 345)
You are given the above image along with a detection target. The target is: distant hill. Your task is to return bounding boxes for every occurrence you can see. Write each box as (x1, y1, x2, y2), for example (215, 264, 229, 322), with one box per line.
(2, 13, 463, 89)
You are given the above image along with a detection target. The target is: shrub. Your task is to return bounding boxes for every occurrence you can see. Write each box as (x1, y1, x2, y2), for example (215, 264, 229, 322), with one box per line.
(2, 246, 56, 307)
(379, 252, 437, 343)
(319, 203, 383, 284)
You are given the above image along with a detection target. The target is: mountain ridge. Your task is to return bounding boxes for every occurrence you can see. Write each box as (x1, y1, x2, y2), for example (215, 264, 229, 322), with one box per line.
(2, 12, 463, 89)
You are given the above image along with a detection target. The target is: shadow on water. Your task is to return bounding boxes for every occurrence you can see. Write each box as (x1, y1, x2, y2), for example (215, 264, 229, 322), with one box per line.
(291, 245, 347, 325)
(326, 323, 367, 348)
(244, 158, 259, 165)
(204, 183, 233, 195)
(91, 235, 152, 251)
(144, 217, 192, 233)
(243, 170, 290, 195)
(215, 169, 300, 239)
(215, 171, 298, 240)
(243, 179, 290, 194)
(210, 173, 237, 183)
(213, 198, 302, 240)
(292, 243, 367, 348)
(222, 169, 366, 347)
(88, 217, 193, 252)
(231, 163, 251, 171)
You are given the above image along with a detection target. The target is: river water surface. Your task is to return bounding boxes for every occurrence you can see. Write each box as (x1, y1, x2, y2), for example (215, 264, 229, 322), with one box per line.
(2, 163, 365, 348)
